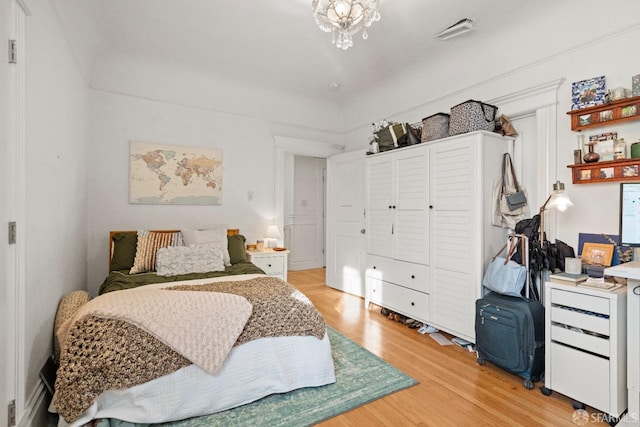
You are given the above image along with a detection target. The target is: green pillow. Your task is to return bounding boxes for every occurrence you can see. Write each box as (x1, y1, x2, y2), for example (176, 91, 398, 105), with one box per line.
(111, 232, 138, 271)
(227, 234, 247, 264)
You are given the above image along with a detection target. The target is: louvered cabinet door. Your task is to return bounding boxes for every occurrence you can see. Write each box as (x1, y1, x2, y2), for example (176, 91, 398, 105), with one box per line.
(429, 138, 479, 341)
(393, 148, 429, 265)
(366, 155, 393, 258)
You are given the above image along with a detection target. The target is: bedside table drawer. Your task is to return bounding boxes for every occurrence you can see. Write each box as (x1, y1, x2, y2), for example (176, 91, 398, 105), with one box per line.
(252, 256, 284, 275)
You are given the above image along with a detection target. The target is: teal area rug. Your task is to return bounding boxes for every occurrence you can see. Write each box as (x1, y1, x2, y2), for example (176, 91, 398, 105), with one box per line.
(96, 326, 418, 427)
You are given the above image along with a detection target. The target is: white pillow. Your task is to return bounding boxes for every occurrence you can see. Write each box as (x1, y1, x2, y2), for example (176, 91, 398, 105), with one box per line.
(155, 244, 226, 276)
(181, 228, 231, 266)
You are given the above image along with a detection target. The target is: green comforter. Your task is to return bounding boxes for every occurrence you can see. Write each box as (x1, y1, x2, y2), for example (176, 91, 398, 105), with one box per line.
(98, 262, 265, 295)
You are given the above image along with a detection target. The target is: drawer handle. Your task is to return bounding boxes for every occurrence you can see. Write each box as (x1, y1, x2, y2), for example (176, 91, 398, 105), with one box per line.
(411, 275, 415, 279)
(411, 302, 415, 306)
(373, 266, 376, 269)
(268, 264, 272, 267)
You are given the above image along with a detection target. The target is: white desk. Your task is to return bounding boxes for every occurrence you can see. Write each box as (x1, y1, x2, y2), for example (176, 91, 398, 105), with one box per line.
(606, 262, 640, 426)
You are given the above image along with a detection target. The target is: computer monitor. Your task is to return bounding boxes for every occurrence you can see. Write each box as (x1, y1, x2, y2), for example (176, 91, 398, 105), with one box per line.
(619, 182, 640, 247)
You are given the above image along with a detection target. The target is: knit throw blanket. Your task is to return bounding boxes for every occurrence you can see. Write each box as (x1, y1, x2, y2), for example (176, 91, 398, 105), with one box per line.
(54, 276, 327, 423)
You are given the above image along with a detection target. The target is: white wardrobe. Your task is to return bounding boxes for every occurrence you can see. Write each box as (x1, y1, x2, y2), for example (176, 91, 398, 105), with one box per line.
(365, 131, 511, 342)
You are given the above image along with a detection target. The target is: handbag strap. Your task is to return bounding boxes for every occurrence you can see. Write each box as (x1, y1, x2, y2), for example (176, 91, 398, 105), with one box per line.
(481, 103, 495, 122)
(504, 236, 520, 265)
(490, 235, 523, 265)
(501, 153, 522, 192)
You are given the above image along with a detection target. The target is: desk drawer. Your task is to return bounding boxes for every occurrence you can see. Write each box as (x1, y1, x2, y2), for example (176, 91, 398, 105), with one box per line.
(551, 289, 609, 315)
(550, 342, 610, 414)
(550, 306, 609, 336)
(551, 324, 609, 357)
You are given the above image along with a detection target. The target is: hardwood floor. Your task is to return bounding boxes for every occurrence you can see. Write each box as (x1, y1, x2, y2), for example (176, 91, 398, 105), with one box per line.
(288, 268, 608, 427)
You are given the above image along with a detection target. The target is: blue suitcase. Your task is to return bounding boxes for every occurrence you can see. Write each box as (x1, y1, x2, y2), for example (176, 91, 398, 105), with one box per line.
(475, 292, 545, 389)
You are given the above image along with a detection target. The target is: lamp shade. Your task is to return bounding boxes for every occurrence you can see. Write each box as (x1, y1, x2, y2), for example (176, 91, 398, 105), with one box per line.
(547, 181, 574, 212)
(265, 225, 281, 239)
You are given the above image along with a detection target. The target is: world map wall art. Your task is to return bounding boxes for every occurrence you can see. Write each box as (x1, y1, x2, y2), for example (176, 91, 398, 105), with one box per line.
(129, 141, 223, 205)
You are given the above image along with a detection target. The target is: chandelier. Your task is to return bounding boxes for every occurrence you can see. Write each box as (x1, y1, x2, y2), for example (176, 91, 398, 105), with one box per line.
(312, 0, 381, 50)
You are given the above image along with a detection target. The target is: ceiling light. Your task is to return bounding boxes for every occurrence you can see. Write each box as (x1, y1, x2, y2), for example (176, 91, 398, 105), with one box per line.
(435, 18, 474, 41)
(312, 0, 381, 50)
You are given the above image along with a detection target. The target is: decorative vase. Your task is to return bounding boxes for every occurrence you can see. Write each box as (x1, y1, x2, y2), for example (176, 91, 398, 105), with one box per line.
(583, 143, 600, 163)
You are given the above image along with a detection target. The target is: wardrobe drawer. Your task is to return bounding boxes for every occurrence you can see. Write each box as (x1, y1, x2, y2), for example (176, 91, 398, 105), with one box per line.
(366, 255, 429, 292)
(367, 277, 428, 322)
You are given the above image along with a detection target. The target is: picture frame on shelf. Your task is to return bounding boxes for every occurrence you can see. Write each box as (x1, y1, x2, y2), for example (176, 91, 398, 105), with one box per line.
(580, 169, 592, 180)
(623, 165, 639, 177)
(622, 105, 638, 118)
(573, 149, 583, 164)
(579, 114, 592, 126)
(590, 131, 618, 161)
(581, 242, 614, 266)
(599, 110, 613, 122)
(600, 167, 614, 179)
(571, 76, 606, 110)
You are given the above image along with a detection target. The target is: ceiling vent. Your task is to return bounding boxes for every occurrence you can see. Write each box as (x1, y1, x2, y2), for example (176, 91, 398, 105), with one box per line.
(435, 18, 474, 41)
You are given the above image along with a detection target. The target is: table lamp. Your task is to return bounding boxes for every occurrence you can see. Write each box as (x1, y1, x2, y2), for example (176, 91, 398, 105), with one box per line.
(265, 225, 281, 249)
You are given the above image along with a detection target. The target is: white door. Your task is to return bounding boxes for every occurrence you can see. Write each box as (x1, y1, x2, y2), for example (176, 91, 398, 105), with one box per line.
(288, 156, 326, 270)
(326, 151, 366, 297)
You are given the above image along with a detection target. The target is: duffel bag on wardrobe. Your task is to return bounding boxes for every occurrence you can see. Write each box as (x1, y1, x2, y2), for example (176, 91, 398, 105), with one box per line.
(448, 100, 498, 136)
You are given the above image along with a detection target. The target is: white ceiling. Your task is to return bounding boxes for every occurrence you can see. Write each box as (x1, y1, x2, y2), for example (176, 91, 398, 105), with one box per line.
(52, 0, 640, 104)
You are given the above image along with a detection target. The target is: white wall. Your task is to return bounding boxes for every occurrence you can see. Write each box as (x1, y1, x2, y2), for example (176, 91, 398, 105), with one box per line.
(342, 24, 640, 252)
(86, 90, 340, 295)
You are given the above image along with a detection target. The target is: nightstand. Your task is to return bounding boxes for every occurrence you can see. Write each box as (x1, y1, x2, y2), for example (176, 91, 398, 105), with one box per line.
(245, 250, 289, 281)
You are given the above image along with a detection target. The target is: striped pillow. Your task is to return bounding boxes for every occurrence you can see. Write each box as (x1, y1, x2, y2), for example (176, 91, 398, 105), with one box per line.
(129, 230, 183, 274)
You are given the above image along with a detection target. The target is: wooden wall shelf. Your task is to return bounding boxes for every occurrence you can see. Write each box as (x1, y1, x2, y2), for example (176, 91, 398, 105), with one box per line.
(567, 158, 640, 184)
(567, 96, 640, 131)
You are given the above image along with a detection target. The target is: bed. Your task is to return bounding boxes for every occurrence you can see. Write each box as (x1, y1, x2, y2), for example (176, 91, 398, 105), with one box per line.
(52, 228, 336, 427)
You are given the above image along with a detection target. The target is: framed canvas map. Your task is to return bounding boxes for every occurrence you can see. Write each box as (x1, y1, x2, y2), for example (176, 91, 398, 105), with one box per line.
(129, 141, 223, 205)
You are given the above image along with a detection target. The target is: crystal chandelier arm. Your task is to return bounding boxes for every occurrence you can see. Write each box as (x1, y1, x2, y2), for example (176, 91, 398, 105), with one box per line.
(312, 0, 380, 49)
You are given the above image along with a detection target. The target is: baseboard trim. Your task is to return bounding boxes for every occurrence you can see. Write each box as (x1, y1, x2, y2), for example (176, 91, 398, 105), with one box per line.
(18, 380, 48, 427)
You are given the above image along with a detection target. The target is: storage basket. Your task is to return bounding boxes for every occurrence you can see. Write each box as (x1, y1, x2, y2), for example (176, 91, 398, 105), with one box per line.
(448, 100, 498, 136)
(421, 113, 450, 142)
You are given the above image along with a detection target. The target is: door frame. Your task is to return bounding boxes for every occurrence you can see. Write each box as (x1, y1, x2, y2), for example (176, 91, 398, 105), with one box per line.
(273, 136, 344, 271)
(5, 0, 29, 422)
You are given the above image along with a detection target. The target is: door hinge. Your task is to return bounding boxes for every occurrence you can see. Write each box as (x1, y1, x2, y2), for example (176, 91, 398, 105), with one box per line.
(8, 400, 16, 426)
(8, 222, 16, 244)
(8, 39, 17, 64)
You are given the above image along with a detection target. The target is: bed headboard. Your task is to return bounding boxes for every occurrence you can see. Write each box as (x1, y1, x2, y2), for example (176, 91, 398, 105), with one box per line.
(109, 229, 240, 271)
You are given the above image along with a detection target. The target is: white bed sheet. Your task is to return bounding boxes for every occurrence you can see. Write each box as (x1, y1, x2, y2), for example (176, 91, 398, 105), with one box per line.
(55, 275, 335, 427)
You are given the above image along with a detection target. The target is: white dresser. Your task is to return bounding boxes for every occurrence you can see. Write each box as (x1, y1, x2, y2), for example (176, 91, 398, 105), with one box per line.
(605, 262, 640, 426)
(543, 280, 627, 419)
